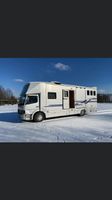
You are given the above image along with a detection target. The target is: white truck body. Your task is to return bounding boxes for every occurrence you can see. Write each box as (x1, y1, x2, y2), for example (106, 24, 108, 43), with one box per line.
(18, 81, 97, 121)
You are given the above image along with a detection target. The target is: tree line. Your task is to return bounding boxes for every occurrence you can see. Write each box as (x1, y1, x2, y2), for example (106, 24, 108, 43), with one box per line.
(97, 93, 112, 103)
(0, 85, 112, 105)
(0, 85, 17, 105)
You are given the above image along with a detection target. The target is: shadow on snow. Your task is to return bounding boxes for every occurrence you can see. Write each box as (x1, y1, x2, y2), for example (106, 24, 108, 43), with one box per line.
(0, 112, 22, 123)
(0, 111, 112, 124)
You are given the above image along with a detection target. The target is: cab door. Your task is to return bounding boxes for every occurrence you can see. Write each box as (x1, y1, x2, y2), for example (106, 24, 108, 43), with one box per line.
(25, 94, 39, 112)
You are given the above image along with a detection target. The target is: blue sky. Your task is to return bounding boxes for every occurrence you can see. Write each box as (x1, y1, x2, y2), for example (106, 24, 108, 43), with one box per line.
(0, 58, 112, 97)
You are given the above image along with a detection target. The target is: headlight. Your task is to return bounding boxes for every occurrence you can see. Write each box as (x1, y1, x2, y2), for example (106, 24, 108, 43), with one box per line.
(25, 110, 30, 114)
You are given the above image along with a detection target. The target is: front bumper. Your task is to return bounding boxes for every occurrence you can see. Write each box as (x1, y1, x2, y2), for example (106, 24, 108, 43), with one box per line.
(19, 113, 32, 121)
(18, 108, 32, 121)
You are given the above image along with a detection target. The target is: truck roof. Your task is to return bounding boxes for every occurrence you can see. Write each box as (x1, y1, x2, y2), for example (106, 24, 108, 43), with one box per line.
(28, 81, 97, 90)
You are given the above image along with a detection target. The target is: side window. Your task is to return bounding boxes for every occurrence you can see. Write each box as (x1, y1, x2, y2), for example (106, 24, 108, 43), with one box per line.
(94, 91, 96, 96)
(87, 90, 96, 96)
(63, 91, 68, 97)
(48, 92, 57, 99)
(26, 96, 38, 104)
(87, 90, 89, 95)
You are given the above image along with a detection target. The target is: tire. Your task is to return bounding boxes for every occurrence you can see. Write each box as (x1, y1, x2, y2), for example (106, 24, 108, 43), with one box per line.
(33, 112, 45, 122)
(79, 109, 86, 117)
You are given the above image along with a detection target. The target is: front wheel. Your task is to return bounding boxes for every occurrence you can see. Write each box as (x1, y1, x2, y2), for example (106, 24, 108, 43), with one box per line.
(79, 109, 86, 116)
(33, 112, 45, 122)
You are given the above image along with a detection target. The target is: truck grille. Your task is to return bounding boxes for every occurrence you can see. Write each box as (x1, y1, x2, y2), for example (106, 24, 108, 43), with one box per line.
(18, 109, 25, 114)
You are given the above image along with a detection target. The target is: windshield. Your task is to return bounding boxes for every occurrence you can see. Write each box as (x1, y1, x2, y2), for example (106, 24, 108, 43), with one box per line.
(20, 83, 30, 97)
(18, 97, 26, 106)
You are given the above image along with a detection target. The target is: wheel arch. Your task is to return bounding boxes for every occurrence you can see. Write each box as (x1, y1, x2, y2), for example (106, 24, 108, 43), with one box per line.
(79, 109, 86, 116)
(32, 111, 46, 120)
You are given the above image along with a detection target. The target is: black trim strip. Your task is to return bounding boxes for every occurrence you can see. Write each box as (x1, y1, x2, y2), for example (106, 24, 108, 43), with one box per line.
(45, 98, 97, 108)
(75, 98, 97, 104)
(44, 104, 62, 107)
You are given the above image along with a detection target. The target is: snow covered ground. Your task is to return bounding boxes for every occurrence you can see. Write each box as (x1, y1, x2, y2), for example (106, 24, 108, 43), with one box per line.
(0, 103, 112, 142)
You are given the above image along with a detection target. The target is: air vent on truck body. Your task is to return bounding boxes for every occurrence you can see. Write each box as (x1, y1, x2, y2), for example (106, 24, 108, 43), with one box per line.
(51, 81, 61, 85)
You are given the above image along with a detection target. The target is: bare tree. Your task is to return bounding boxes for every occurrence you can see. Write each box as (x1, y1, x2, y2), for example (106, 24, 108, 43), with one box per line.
(0, 85, 17, 105)
(97, 93, 112, 103)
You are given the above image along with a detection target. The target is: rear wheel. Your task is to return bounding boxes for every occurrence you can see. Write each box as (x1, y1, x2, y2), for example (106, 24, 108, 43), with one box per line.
(33, 112, 45, 122)
(79, 109, 86, 116)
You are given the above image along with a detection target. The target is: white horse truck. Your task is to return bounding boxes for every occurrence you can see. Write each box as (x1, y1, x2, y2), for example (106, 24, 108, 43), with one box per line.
(18, 81, 97, 122)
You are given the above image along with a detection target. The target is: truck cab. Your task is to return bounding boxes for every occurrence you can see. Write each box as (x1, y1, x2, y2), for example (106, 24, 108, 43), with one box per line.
(18, 83, 40, 121)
